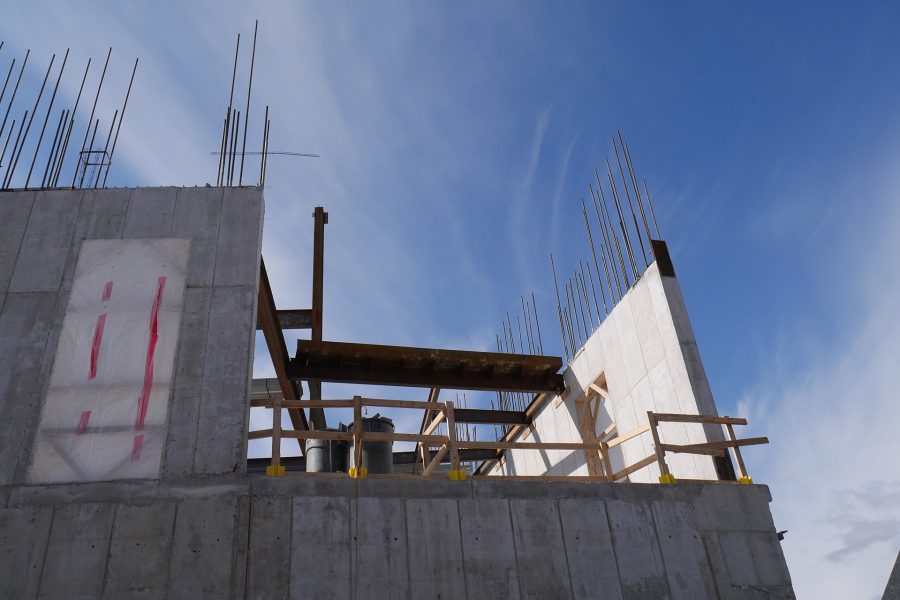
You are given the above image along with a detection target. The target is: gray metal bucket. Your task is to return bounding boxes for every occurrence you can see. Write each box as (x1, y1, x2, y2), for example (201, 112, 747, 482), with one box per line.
(305, 426, 349, 473)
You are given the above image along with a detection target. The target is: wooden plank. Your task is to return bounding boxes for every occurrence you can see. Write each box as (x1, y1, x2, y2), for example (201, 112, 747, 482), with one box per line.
(651, 413, 748, 426)
(606, 423, 651, 449)
(659, 443, 726, 457)
(445, 400, 460, 471)
(647, 412, 669, 477)
(599, 421, 617, 441)
(422, 443, 449, 476)
(611, 454, 657, 481)
(459, 440, 600, 451)
(422, 412, 445, 436)
(361, 432, 446, 444)
(248, 429, 273, 440)
(589, 382, 609, 398)
(473, 475, 609, 482)
(660, 437, 769, 453)
(362, 398, 445, 411)
(282, 430, 354, 441)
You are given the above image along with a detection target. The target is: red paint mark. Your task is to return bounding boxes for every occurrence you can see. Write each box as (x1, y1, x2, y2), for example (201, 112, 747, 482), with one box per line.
(102, 280, 113, 302)
(135, 276, 166, 430)
(131, 435, 144, 461)
(88, 313, 108, 380)
(76, 411, 91, 435)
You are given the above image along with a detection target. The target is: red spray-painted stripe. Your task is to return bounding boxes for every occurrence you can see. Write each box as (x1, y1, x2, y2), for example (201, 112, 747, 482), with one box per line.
(102, 280, 113, 302)
(88, 313, 108, 380)
(135, 276, 166, 430)
(76, 411, 91, 435)
(131, 434, 144, 461)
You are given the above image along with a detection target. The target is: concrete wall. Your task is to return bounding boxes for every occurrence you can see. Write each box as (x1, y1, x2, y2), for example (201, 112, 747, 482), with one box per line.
(0, 475, 794, 599)
(0, 187, 263, 484)
(490, 262, 726, 482)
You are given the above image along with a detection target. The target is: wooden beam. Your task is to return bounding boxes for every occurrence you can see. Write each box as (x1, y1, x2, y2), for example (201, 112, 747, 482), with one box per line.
(257, 257, 308, 452)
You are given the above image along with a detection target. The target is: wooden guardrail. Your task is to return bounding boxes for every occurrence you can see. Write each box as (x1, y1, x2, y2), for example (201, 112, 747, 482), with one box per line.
(248, 396, 767, 483)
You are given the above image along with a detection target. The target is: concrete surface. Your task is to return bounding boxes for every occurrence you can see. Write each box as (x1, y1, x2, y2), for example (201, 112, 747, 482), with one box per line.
(0, 475, 794, 599)
(0, 187, 263, 484)
(885, 550, 900, 599)
(491, 261, 730, 482)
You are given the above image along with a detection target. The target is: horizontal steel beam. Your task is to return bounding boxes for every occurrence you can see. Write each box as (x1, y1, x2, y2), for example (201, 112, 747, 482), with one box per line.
(255, 308, 312, 331)
(454, 408, 528, 425)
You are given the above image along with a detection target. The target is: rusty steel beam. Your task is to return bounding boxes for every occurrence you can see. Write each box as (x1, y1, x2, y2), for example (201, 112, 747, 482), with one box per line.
(307, 206, 328, 430)
(258, 257, 308, 450)
(291, 340, 565, 393)
(255, 308, 313, 331)
(454, 408, 528, 426)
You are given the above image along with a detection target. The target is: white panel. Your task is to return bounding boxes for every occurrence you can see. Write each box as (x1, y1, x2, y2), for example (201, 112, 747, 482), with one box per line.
(29, 239, 189, 483)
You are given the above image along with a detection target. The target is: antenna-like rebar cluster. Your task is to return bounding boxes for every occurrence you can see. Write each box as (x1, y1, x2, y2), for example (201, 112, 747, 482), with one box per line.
(0, 42, 138, 191)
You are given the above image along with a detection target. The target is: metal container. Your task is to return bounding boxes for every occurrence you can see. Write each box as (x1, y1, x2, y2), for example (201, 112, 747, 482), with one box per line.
(349, 414, 394, 474)
(305, 425, 349, 473)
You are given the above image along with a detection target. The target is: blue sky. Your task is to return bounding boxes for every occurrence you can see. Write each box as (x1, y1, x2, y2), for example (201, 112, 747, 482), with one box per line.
(4, 2, 900, 596)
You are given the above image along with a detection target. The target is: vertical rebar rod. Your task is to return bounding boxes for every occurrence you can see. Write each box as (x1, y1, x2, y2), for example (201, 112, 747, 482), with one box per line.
(516, 314, 525, 355)
(567, 278, 582, 348)
(588, 184, 619, 304)
(585, 261, 601, 327)
(563, 304, 576, 357)
(0, 58, 15, 115)
(5, 53, 55, 189)
(219, 33, 240, 186)
(25, 49, 68, 189)
(595, 168, 630, 289)
(228, 110, 240, 185)
(101, 57, 137, 188)
(612, 137, 648, 268)
(78, 117, 100, 188)
(259, 105, 268, 185)
(238, 20, 258, 187)
(2, 111, 26, 188)
(72, 48, 110, 188)
(522, 295, 535, 355)
(643, 179, 661, 239)
(51, 58, 90, 187)
(94, 109, 117, 188)
(0, 117, 15, 169)
(572, 274, 589, 340)
(0, 49, 28, 144)
(605, 156, 639, 281)
(262, 117, 271, 186)
(531, 291, 544, 355)
(580, 198, 607, 315)
(579, 260, 596, 329)
(619, 132, 654, 253)
(549, 253, 569, 362)
(40, 108, 66, 188)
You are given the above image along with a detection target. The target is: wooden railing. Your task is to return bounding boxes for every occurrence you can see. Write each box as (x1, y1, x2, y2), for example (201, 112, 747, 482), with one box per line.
(248, 396, 767, 483)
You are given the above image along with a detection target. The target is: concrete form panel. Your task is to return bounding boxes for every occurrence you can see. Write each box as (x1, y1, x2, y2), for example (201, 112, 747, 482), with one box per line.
(290, 496, 352, 600)
(0, 191, 35, 298)
(606, 500, 670, 598)
(172, 188, 223, 288)
(103, 501, 177, 599)
(38, 502, 115, 600)
(405, 498, 467, 599)
(353, 497, 410, 600)
(123, 188, 177, 238)
(558, 498, 623, 598)
(0, 291, 58, 484)
(245, 495, 292, 600)
(651, 500, 717, 599)
(508, 498, 572, 600)
(9, 190, 81, 293)
(214, 188, 263, 288)
(192, 284, 256, 475)
(162, 286, 212, 479)
(0, 506, 53, 599)
(167, 495, 237, 598)
(459, 498, 521, 599)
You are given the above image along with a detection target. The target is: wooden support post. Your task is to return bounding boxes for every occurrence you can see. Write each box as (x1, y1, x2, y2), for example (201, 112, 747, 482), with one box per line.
(445, 400, 464, 479)
(725, 420, 751, 483)
(648, 411, 674, 484)
(350, 395, 366, 478)
(266, 395, 285, 476)
(599, 441, 613, 481)
(423, 443, 450, 477)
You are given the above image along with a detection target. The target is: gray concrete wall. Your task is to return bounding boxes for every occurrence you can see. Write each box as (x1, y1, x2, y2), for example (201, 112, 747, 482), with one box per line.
(490, 262, 728, 482)
(0, 187, 263, 484)
(0, 475, 794, 599)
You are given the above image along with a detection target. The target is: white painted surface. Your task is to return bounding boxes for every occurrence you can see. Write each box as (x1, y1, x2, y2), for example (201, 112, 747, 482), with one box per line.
(29, 239, 189, 483)
(491, 262, 725, 482)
